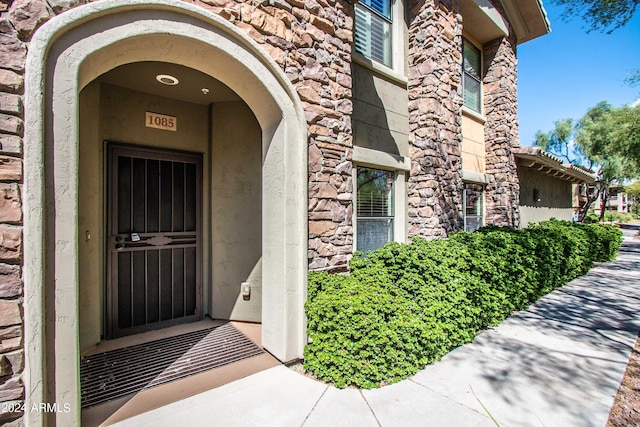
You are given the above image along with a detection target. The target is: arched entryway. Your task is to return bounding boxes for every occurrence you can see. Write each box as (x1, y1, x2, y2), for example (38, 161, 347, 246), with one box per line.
(24, 1, 307, 425)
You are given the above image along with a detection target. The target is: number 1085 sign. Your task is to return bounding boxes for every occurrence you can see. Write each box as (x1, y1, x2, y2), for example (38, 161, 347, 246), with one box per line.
(146, 112, 177, 132)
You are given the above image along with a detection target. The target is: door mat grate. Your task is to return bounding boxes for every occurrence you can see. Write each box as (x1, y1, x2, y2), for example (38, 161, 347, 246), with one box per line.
(80, 323, 264, 408)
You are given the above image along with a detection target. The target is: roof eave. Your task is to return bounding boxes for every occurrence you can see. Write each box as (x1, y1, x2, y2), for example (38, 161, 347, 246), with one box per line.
(513, 147, 597, 184)
(499, 0, 551, 45)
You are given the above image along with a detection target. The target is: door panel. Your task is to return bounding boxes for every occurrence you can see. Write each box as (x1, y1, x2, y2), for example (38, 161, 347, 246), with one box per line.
(107, 144, 203, 338)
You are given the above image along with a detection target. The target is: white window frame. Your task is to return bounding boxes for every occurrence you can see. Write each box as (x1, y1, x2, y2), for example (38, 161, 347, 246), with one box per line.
(355, 0, 393, 68)
(463, 183, 485, 232)
(354, 166, 395, 253)
(462, 37, 483, 114)
(352, 147, 409, 254)
(353, 0, 407, 79)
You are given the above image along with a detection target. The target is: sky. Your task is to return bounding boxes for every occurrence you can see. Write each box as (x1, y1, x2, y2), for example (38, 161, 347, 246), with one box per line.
(517, 3, 640, 147)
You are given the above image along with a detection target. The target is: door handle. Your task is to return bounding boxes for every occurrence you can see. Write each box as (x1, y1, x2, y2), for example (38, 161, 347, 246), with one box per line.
(113, 235, 125, 250)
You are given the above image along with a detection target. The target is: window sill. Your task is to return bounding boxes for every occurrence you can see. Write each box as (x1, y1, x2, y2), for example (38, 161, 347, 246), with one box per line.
(462, 106, 487, 124)
(461, 170, 494, 184)
(353, 146, 411, 172)
(352, 52, 408, 87)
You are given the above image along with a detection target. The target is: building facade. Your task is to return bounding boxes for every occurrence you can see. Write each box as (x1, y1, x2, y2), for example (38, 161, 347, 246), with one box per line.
(514, 146, 596, 227)
(592, 185, 632, 217)
(608, 188, 630, 213)
(0, 0, 548, 424)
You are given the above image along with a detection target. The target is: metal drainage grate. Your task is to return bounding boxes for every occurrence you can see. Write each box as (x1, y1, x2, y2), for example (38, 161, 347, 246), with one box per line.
(80, 323, 264, 408)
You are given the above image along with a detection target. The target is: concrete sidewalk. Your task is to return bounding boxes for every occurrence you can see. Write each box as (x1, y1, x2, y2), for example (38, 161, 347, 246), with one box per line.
(115, 230, 640, 427)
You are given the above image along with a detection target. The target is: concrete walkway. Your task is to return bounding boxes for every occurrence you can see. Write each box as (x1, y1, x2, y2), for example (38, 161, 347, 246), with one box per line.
(114, 230, 640, 427)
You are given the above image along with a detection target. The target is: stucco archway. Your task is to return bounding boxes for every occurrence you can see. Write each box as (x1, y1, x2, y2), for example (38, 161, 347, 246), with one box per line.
(24, 1, 307, 424)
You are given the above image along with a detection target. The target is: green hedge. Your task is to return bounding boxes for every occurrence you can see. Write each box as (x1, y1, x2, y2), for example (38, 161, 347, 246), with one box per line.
(304, 220, 622, 389)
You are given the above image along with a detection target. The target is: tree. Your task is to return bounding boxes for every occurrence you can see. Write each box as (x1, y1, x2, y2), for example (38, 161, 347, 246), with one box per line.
(534, 101, 639, 221)
(609, 104, 640, 171)
(625, 180, 640, 215)
(534, 118, 587, 165)
(625, 68, 640, 87)
(579, 101, 640, 175)
(534, 118, 605, 222)
(576, 102, 632, 220)
(552, 0, 640, 33)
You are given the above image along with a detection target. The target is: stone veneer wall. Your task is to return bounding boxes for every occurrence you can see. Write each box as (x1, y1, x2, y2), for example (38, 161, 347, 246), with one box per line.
(406, 0, 464, 239)
(0, 2, 28, 424)
(0, 0, 354, 422)
(483, 30, 520, 227)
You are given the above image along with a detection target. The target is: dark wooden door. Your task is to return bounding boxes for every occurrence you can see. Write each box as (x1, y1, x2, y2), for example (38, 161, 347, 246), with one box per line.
(107, 144, 203, 338)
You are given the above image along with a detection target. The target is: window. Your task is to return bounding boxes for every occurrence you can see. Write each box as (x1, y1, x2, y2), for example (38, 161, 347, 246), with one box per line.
(355, 0, 392, 67)
(356, 167, 395, 253)
(464, 183, 484, 232)
(463, 38, 482, 112)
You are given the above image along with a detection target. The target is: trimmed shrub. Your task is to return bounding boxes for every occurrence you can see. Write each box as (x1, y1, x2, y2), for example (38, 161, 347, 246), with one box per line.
(305, 271, 428, 388)
(451, 227, 539, 315)
(303, 220, 622, 389)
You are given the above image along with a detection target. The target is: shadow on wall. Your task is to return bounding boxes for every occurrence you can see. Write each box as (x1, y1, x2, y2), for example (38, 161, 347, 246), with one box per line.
(351, 61, 399, 156)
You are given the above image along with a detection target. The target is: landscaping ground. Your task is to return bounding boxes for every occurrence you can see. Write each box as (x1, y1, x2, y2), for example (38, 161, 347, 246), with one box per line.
(607, 332, 640, 427)
(607, 225, 640, 427)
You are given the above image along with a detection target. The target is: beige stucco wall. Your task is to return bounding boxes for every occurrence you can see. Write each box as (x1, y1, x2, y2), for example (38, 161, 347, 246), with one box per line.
(210, 102, 262, 322)
(461, 113, 486, 174)
(78, 82, 212, 350)
(518, 165, 574, 227)
(352, 63, 409, 157)
(78, 81, 102, 351)
(520, 206, 574, 227)
(78, 84, 263, 350)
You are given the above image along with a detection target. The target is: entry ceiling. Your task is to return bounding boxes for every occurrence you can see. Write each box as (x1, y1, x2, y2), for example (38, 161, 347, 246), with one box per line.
(97, 61, 241, 104)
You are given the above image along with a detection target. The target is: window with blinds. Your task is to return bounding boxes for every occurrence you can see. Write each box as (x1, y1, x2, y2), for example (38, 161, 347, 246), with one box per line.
(355, 0, 392, 67)
(464, 183, 484, 232)
(356, 167, 394, 253)
(463, 39, 482, 112)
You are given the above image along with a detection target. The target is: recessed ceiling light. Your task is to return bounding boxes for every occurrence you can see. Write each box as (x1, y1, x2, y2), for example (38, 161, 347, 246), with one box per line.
(156, 74, 179, 86)
(202, 88, 210, 95)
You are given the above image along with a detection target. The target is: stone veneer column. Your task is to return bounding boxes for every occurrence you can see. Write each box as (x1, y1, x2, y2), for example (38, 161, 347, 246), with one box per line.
(288, 2, 354, 272)
(483, 33, 520, 228)
(199, 0, 355, 271)
(407, 0, 464, 239)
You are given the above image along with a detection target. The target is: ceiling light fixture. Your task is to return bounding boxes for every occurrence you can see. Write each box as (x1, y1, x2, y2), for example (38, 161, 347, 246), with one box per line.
(156, 74, 179, 86)
(201, 88, 210, 95)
